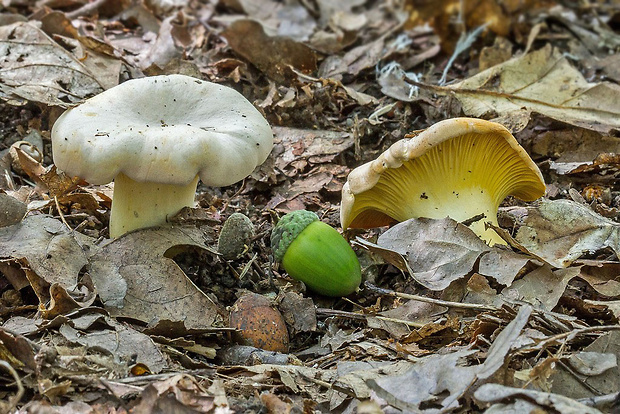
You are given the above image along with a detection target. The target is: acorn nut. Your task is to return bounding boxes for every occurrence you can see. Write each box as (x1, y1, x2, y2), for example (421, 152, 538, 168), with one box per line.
(271, 210, 361, 297)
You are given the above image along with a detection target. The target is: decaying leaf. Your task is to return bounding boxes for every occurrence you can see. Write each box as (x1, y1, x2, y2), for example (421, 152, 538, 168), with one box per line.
(59, 313, 167, 374)
(132, 375, 222, 413)
(0, 215, 93, 289)
(550, 330, 620, 400)
(0, 22, 105, 106)
(88, 226, 220, 330)
(474, 383, 603, 413)
(377, 217, 531, 290)
(368, 305, 531, 412)
(502, 265, 581, 311)
(222, 19, 317, 84)
(447, 45, 620, 134)
(513, 199, 620, 268)
(271, 127, 355, 172)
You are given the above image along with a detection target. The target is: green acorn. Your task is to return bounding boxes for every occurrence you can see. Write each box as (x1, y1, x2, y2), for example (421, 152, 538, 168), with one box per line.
(271, 210, 361, 297)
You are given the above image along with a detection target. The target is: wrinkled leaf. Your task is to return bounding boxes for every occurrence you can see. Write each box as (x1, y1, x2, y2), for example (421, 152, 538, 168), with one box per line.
(377, 217, 530, 290)
(222, 19, 317, 84)
(132, 375, 220, 413)
(448, 45, 620, 134)
(59, 315, 167, 374)
(369, 306, 531, 412)
(502, 266, 581, 311)
(551, 330, 620, 400)
(0, 215, 94, 289)
(474, 383, 603, 414)
(514, 199, 620, 268)
(88, 227, 220, 330)
(368, 348, 479, 412)
(0, 22, 105, 106)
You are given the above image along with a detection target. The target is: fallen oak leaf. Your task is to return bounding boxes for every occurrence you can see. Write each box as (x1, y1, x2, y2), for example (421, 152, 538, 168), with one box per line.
(222, 19, 317, 85)
(88, 226, 221, 330)
(474, 383, 603, 413)
(368, 305, 532, 412)
(0, 215, 94, 294)
(512, 199, 620, 268)
(376, 217, 532, 290)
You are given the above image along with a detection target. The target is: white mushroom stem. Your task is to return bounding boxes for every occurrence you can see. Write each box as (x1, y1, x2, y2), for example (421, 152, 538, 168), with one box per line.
(109, 173, 199, 238)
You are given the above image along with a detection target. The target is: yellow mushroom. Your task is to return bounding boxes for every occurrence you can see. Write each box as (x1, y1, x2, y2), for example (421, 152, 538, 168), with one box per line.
(340, 118, 546, 245)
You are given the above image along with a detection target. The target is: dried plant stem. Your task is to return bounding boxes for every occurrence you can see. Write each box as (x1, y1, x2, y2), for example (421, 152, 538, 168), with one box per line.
(0, 360, 24, 412)
(364, 282, 497, 311)
(316, 307, 425, 328)
(515, 324, 620, 354)
(66, 0, 109, 19)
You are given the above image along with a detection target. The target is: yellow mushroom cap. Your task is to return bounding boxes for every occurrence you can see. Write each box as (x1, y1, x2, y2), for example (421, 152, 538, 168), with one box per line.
(340, 118, 546, 245)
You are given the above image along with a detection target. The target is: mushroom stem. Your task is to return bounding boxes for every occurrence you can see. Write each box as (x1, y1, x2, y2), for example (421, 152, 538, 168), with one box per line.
(400, 188, 506, 245)
(109, 172, 199, 238)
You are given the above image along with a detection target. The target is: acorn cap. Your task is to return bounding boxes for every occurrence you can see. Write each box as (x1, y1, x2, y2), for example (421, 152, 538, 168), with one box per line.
(271, 210, 319, 262)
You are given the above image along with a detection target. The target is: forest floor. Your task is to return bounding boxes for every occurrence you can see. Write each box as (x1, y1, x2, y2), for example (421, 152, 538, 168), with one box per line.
(2, 0, 620, 413)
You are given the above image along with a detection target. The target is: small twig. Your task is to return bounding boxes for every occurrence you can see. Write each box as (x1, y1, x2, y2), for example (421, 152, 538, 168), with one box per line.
(514, 325, 620, 354)
(375, 315, 425, 328)
(578, 392, 620, 409)
(54, 196, 73, 232)
(317, 308, 425, 328)
(461, 213, 486, 227)
(0, 360, 24, 412)
(316, 308, 367, 321)
(364, 282, 497, 311)
(66, 0, 109, 19)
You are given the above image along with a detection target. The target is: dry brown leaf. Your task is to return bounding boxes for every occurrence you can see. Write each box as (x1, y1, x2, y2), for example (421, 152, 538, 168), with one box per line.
(513, 199, 620, 268)
(550, 330, 620, 401)
(0, 215, 93, 289)
(0, 22, 105, 106)
(369, 306, 532, 412)
(447, 45, 620, 134)
(88, 226, 221, 330)
(222, 19, 317, 84)
(578, 264, 620, 298)
(502, 265, 581, 311)
(132, 374, 218, 413)
(474, 383, 604, 413)
(368, 348, 479, 412)
(377, 217, 531, 290)
(59, 315, 167, 374)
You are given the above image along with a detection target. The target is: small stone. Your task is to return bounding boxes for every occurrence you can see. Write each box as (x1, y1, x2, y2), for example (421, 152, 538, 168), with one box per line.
(217, 213, 255, 260)
(0, 193, 26, 227)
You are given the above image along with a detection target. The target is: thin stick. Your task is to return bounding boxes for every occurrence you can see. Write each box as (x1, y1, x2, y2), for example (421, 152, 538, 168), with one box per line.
(364, 282, 497, 311)
(54, 196, 73, 232)
(316, 308, 425, 328)
(514, 325, 620, 354)
(66, 0, 109, 19)
(0, 360, 24, 412)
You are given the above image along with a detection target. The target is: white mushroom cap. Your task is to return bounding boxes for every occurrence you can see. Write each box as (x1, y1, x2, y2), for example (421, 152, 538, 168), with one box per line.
(341, 118, 546, 245)
(52, 74, 273, 187)
(51, 74, 273, 238)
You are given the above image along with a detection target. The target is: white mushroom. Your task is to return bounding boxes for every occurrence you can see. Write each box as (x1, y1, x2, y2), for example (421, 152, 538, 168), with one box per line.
(52, 75, 273, 238)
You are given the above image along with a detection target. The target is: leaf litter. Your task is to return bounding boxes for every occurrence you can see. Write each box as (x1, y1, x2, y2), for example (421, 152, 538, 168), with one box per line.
(1, 0, 620, 413)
